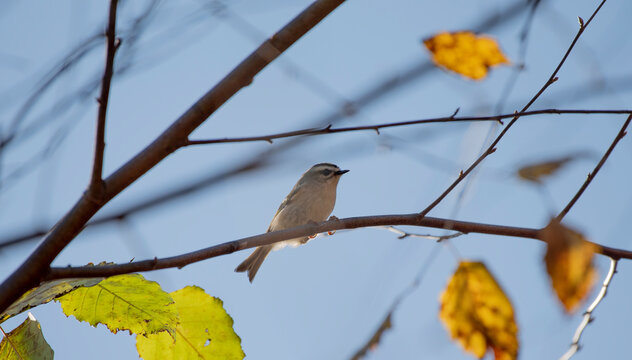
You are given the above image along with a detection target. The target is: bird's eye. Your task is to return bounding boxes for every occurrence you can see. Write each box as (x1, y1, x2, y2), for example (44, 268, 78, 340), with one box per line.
(322, 169, 332, 176)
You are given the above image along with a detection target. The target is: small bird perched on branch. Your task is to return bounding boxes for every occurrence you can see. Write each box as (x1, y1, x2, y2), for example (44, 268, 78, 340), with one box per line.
(235, 163, 349, 282)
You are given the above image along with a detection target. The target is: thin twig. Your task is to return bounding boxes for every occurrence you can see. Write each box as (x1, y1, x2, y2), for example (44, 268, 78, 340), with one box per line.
(418, 0, 608, 218)
(350, 244, 443, 360)
(0, 159, 265, 249)
(494, 0, 541, 114)
(559, 258, 618, 360)
(348, 224, 450, 360)
(0, 1, 158, 162)
(377, 226, 463, 241)
(44, 214, 632, 280)
(90, 0, 120, 197)
(350, 311, 393, 360)
(557, 114, 631, 220)
(184, 109, 631, 146)
(2, 34, 102, 151)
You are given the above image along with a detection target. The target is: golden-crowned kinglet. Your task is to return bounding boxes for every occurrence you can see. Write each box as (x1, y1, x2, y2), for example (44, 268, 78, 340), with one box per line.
(235, 163, 349, 282)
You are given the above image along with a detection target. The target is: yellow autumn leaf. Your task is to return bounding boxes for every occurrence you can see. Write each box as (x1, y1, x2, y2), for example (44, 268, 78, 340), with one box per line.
(439, 261, 518, 360)
(517, 156, 574, 183)
(541, 219, 598, 313)
(136, 286, 244, 360)
(423, 31, 510, 80)
(0, 277, 102, 324)
(57, 274, 178, 336)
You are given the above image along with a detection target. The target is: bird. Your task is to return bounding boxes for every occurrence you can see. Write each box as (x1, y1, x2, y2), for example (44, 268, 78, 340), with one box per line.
(235, 163, 349, 282)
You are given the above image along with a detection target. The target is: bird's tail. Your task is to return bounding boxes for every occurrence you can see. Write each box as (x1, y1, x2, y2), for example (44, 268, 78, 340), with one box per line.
(235, 245, 273, 282)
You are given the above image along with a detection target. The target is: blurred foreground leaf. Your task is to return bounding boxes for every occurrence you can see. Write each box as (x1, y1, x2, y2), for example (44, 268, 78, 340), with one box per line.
(0, 277, 102, 323)
(423, 31, 510, 80)
(136, 286, 244, 360)
(57, 274, 178, 335)
(517, 156, 575, 183)
(542, 219, 598, 312)
(439, 261, 518, 360)
(0, 314, 53, 360)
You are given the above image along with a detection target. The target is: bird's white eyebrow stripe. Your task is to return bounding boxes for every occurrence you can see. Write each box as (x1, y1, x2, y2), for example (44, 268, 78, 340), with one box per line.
(312, 163, 339, 170)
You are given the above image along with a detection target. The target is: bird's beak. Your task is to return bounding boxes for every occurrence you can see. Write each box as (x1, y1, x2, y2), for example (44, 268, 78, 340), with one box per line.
(335, 169, 349, 176)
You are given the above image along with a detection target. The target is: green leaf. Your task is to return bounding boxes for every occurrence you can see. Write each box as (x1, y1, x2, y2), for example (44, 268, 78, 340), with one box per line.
(57, 274, 178, 336)
(1, 278, 102, 323)
(136, 286, 244, 360)
(0, 314, 54, 360)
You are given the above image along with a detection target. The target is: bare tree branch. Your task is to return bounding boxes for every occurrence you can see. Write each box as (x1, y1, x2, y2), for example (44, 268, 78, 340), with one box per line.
(90, 0, 120, 199)
(350, 241, 443, 360)
(0, 1, 159, 190)
(418, 0, 608, 218)
(350, 311, 393, 360)
(377, 226, 463, 241)
(494, 0, 542, 114)
(44, 214, 632, 280)
(184, 109, 632, 146)
(0, 0, 347, 314)
(1, 35, 101, 148)
(0, 159, 263, 249)
(560, 258, 618, 360)
(45, 214, 538, 279)
(557, 114, 631, 220)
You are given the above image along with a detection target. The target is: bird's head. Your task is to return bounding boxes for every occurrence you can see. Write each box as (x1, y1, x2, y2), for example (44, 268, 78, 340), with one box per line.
(300, 163, 349, 186)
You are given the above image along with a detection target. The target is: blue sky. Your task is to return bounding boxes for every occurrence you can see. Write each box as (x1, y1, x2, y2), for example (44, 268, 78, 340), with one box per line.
(1, 0, 632, 359)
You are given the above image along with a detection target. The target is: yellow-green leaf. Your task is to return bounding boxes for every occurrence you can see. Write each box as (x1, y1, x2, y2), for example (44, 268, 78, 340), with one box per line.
(1, 278, 102, 324)
(57, 274, 177, 335)
(136, 286, 244, 360)
(423, 31, 510, 80)
(439, 261, 518, 360)
(541, 219, 598, 313)
(0, 314, 53, 360)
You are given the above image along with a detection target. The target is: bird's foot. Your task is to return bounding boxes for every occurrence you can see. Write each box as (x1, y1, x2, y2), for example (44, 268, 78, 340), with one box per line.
(306, 220, 320, 239)
(327, 215, 339, 235)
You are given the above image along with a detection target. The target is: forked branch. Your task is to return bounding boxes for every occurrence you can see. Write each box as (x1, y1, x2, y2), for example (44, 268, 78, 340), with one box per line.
(90, 0, 121, 198)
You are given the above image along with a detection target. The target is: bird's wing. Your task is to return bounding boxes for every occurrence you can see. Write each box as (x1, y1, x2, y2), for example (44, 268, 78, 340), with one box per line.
(267, 182, 305, 232)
